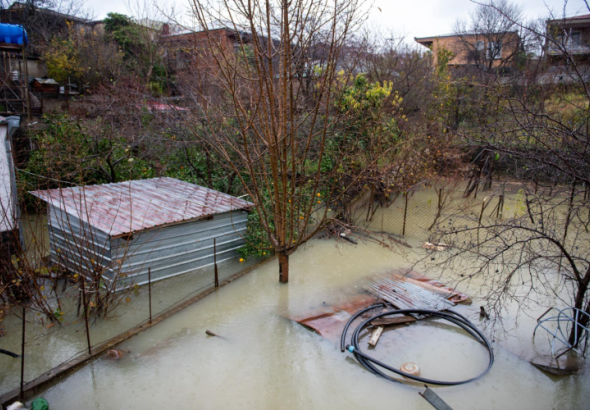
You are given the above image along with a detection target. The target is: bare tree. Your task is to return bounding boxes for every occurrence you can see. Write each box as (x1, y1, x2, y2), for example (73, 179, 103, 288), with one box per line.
(179, 0, 384, 283)
(357, 31, 438, 115)
(429, 1, 590, 359)
(453, 0, 525, 74)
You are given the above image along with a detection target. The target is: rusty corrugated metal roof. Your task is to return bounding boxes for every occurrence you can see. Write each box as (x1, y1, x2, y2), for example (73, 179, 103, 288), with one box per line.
(31, 177, 252, 237)
(366, 274, 456, 312)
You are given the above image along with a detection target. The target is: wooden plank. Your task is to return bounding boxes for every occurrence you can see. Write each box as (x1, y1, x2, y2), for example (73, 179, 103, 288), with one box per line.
(0, 256, 274, 407)
(368, 326, 384, 347)
(371, 315, 416, 327)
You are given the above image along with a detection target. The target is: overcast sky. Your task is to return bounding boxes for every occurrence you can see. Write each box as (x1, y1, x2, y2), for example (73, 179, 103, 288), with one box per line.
(371, 0, 586, 38)
(82, 0, 588, 43)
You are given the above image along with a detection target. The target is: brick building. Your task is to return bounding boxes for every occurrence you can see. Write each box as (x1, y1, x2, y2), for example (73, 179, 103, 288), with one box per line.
(415, 31, 521, 72)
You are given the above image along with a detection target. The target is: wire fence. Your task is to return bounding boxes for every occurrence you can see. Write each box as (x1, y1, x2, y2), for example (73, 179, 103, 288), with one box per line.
(0, 181, 562, 401)
(349, 186, 456, 243)
(0, 244, 256, 400)
(348, 183, 527, 244)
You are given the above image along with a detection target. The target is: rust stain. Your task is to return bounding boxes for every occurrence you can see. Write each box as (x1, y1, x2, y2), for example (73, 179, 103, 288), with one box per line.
(30, 177, 253, 236)
(290, 294, 380, 342)
(289, 270, 471, 343)
(390, 268, 471, 305)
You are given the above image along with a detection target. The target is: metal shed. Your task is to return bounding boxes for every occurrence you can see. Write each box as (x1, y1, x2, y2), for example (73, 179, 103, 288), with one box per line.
(0, 116, 20, 239)
(31, 178, 252, 287)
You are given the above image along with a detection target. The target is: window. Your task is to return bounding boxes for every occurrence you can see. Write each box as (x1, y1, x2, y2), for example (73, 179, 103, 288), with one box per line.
(486, 41, 503, 60)
(556, 30, 582, 49)
(474, 40, 485, 51)
(571, 31, 582, 48)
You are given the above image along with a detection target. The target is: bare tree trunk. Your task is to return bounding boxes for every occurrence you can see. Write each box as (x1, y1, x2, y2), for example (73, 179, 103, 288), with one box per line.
(184, 0, 371, 285)
(205, 150, 213, 188)
(278, 251, 289, 283)
(569, 266, 590, 347)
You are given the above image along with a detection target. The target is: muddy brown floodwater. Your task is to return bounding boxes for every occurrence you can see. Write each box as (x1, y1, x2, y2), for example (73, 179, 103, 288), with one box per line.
(18, 238, 589, 410)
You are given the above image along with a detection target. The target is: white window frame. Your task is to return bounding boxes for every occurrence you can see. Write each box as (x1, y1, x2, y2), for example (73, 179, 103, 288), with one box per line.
(486, 41, 503, 60)
(570, 31, 582, 48)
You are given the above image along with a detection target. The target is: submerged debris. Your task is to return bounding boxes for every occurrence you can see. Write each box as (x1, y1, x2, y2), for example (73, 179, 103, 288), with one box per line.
(6, 402, 26, 410)
(339, 232, 358, 244)
(105, 349, 128, 360)
(368, 326, 384, 347)
(366, 275, 456, 314)
(528, 306, 589, 374)
(371, 315, 416, 326)
(531, 362, 580, 376)
(289, 269, 472, 345)
(376, 269, 471, 305)
(401, 362, 420, 377)
(420, 385, 454, 410)
(325, 224, 358, 244)
(31, 398, 49, 410)
(0, 348, 20, 358)
(289, 294, 379, 342)
(422, 242, 449, 251)
(342, 306, 494, 386)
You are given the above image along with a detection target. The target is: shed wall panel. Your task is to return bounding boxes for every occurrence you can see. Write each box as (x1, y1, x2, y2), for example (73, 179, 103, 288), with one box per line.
(48, 205, 112, 277)
(110, 210, 248, 286)
(0, 125, 14, 232)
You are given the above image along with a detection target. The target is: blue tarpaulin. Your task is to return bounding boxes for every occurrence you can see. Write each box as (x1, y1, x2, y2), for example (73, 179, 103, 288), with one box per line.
(0, 23, 28, 45)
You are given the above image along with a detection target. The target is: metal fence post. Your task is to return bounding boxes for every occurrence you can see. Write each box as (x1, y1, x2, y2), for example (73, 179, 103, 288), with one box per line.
(80, 279, 92, 355)
(496, 195, 504, 219)
(20, 305, 25, 401)
(477, 198, 488, 253)
(214, 238, 219, 288)
(402, 192, 409, 237)
(148, 267, 153, 324)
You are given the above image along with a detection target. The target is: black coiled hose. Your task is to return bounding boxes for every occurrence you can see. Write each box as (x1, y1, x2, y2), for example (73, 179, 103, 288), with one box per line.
(340, 304, 494, 386)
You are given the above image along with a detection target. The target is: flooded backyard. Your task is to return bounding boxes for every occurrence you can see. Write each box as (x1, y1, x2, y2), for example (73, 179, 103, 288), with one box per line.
(1, 184, 588, 409)
(2, 0, 590, 406)
(0, 238, 585, 409)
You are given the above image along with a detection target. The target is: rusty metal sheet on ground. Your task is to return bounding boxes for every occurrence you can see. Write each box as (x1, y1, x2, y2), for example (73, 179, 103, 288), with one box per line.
(366, 275, 456, 312)
(390, 269, 472, 305)
(290, 293, 379, 342)
(289, 270, 471, 343)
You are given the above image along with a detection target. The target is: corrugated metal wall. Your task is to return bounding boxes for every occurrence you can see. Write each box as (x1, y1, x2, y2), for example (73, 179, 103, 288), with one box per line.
(49, 206, 248, 288)
(48, 204, 112, 279)
(112, 210, 248, 286)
